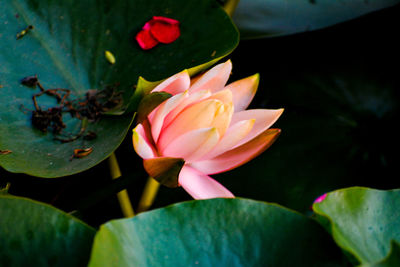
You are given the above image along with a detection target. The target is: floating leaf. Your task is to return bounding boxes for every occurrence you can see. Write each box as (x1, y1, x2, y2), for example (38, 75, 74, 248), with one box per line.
(0, 195, 95, 266)
(313, 187, 400, 265)
(0, 0, 238, 177)
(361, 242, 400, 267)
(89, 198, 344, 266)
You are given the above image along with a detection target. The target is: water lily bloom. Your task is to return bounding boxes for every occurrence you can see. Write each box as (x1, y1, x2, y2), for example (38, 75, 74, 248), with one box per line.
(133, 60, 283, 199)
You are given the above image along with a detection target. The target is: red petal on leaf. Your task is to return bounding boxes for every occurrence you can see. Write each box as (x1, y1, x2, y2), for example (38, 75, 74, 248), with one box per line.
(149, 17, 180, 44)
(136, 29, 159, 50)
(152, 16, 179, 25)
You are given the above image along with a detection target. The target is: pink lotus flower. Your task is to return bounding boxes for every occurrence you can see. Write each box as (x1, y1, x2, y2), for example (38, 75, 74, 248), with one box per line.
(133, 60, 283, 199)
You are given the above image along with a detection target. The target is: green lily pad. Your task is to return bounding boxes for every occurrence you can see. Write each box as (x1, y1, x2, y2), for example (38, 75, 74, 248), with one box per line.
(361, 242, 400, 267)
(233, 0, 400, 39)
(313, 187, 400, 265)
(0, 0, 238, 177)
(89, 198, 343, 266)
(0, 195, 95, 266)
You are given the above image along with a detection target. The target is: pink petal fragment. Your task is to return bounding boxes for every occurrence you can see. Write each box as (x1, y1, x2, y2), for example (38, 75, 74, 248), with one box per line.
(149, 91, 188, 143)
(230, 109, 284, 148)
(136, 16, 180, 50)
(152, 16, 179, 25)
(158, 99, 222, 150)
(191, 128, 281, 175)
(150, 18, 180, 44)
(151, 70, 190, 95)
(203, 119, 255, 160)
(179, 166, 234, 199)
(162, 127, 219, 162)
(225, 73, 259, 111)
(132, 124, 157, 159)
(189, 60, 232, 94)
(136, 28, 159, 50)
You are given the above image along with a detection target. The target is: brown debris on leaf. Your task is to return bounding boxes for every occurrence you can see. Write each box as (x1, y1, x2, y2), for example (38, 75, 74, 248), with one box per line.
(31, 107, 66, 133)
(20, 75, 38, 87)
(70, 147, 93, 160)
(20, 75, 122, 144)
(0, 150, 12, 155)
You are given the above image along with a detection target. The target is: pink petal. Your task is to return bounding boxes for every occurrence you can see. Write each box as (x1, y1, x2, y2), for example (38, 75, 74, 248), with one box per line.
(178, 165, 234, 199)
(230, 109, 284, 148)
(158, 99, 223, 150)
(208, 89, 233, 104)
(189, 60, 232, 93)
(190, 128, 281, 174)
(203, 119, 255, 159)
(152, 16, 179, 25)
(149, 91, 188, 143)
(151, 70, 190, 95)
(136, 28, 159, 50)
(163, 89, 212, 128)
(132, 123, 157, 159)
(149, 18, 180, 44)
(225, 73, 259, 111)
(162, 127, 219, 162)
(210, 102, 233, 137)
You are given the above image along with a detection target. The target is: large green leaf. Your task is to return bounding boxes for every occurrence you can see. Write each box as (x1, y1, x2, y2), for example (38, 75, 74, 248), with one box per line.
(0, 0, 238, 177)
(362, 242, 400, 267)
(89, 198, 344, 266)
(233, 0, 400, 39)
(313, 187, 400, 265)
(0, 195, 95, 266)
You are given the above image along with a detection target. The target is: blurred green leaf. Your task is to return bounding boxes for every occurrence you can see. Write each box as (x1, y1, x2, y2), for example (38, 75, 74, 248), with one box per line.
(313, 187, 400, 265)
(0, 0, 238, 177)
(89, 198, 344, 267)
(0, 195, 95, 266)
(233, 0, 400, 39)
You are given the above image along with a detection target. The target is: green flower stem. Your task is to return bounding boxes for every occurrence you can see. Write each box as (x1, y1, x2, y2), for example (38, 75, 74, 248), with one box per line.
(108, 153, 135, 217)
(223, 0, 240, 17)
(137, 177, 160, 213)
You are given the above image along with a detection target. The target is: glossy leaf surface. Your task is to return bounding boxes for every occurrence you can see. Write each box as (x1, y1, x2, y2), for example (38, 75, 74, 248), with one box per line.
(89, 198, 343, 266)
(0, 195, 95, 266)
(313, 187, 400, 265)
